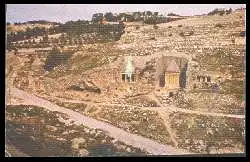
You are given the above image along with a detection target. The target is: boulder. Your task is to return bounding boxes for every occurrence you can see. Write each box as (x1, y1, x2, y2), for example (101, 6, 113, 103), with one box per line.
(90, 129, 97, 135)
(45, 125, 58, 132)
(84, 128, 90, 134)
(101, 139, 107, 143)
(116, 144, 127, 150)
(126, 147, 131, 152)
(71, 137, 86, 150)
(112, 139, 118, 144)
(78, 149, 89, 157)
(208, 146, 218, 154)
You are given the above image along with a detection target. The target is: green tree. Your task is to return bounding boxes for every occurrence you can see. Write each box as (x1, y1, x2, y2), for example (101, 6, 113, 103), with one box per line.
(104, 12, 115, 21)
(92, 13, 103, 23)
(43, 34, 49, 43)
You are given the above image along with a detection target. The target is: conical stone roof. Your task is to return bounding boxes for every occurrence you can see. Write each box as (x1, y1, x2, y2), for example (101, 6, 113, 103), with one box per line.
(122, 56, 135, 74)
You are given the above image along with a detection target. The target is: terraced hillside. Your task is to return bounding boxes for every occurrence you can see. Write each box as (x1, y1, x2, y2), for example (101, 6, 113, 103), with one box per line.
(6, 9, 245, 156)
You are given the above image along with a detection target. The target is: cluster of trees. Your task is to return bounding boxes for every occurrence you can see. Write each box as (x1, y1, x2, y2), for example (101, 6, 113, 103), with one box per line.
(62, 20, 125, 36)
(6, 20, 60, 26)
(7, 23, 125, 51)
(208, 8, 233, 16)
(25, 20, 61, 25)
(7, 26, 63, 43)
(7, 18, 125, 44)
(92, 11, 167, 24)
(167, 13, 180, 16)
(7, 10, 181, 45)
(91, 11, 187, 25)
(7, 38, 51, 51)
(44, 46, 73, 71)
(144, 15, 168, 24)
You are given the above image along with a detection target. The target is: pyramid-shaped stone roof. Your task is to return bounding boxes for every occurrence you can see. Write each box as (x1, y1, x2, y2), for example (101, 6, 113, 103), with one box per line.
(166, 60, 180, 73)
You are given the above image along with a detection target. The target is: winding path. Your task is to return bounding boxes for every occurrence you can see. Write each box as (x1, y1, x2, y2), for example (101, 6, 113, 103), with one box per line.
(160, 105, 245, 119)
(45, 92, 245, 148)
(8, 87, 191, 155)
(49, 95, 245, 119)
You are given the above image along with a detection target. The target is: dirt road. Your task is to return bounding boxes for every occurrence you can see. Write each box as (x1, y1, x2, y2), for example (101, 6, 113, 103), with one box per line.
(8, 87, 191, 155)
(50, 95, 245, 119)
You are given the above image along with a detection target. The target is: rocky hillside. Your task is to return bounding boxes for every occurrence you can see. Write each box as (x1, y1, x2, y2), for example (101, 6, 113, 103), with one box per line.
(6, 9, 245, 156)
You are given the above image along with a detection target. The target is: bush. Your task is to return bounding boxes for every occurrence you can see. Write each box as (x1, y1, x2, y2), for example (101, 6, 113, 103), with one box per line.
(226, 8, 233, 15)
(149, 37, 156, 40)
(179, 32, 185, 37)
(239, 31, 245, 37)
(44, 47, 72, 71)
(189, 31, 194, 36)
(215, 23, 223, 28)
(208, 8, 226, 16)
(219, 12, 224, 16)
(178, 25, 182, 27)
(167, 13, 180, 16)
(168, 26, 172, 28)
(68, 84, 101, 94)
(153, 25, 159, 29)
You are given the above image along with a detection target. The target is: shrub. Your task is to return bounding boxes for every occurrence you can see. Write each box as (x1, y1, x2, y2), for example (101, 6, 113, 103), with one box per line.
(239, 31, 245, 37)
(149, 37, 156, 40)
(153, 25, 159, 29)
(167, 13, 180, 16)
(179, 32, 185, 37)
(178, 24, 182, 27)
(68, 85, 101, 94)
(189, 31, 194, 36)
(168, 26, 172, 28)
(226, 8, 233, 15)
(44, 47, 72, 71)
(215, 23, 223, 28)
(208, 8, 226, 16)
(219, 12, 224, 16)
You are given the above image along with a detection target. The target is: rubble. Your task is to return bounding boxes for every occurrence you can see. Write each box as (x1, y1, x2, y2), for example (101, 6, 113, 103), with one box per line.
(78, 149, 89, 156)
(170, 112, 244, 153)
(6, 105, 148, 156)
(45, 125, 58, 132)
(71, 137, 86, 149)
(6, 9, 245, 155)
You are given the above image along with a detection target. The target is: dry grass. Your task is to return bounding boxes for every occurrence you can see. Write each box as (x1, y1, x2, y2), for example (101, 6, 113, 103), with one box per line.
(6, 105, 147, 156)
(169, 112, 244, 153)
